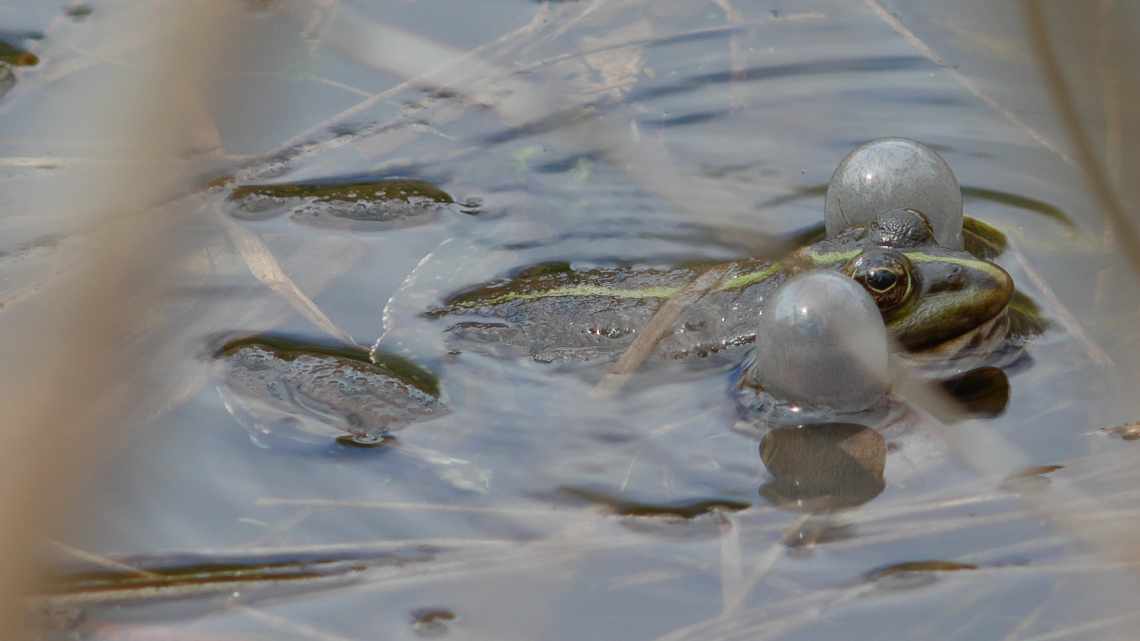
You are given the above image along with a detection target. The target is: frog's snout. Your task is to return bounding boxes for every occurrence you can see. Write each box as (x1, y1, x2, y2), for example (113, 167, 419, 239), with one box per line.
(889, 258, 1014, 353)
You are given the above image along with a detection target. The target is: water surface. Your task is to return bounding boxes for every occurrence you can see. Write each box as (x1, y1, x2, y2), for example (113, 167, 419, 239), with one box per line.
(4, 1, 1140, 640)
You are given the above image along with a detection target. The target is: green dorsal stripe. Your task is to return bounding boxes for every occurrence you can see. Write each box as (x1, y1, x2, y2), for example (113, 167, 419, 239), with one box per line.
(449, 262, 792, 309)
(713, 263, 782, 291)
(449, 284, 684, 308)
(906, 252, 1009, 281)
(446, 247, 1005, 310)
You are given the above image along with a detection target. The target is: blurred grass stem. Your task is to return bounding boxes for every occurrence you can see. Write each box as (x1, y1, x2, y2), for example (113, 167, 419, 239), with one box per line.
(0, 2, 248, 635)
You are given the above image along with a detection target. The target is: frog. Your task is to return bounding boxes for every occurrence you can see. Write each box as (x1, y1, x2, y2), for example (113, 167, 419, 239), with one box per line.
(427, 208, 1030, 371)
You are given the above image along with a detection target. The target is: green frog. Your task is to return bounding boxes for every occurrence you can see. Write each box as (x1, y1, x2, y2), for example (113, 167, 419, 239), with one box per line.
(428, 208, 1028, 369)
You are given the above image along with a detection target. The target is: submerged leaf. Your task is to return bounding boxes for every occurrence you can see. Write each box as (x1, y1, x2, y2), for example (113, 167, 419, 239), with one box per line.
(218, 333, 441, 397)
(64, 5, 94, 20)
(0, 40, 38, 66)
(216, 334, 445, 443)
(1098, 422, 1140, 441)
(42, 547, 436, 606)
(411, 608, 458, 636)
(230, 179, 454, 205)
(227, 178, 459, 229)
(553, 487, 750, 519)
(963, 186, 1076, 228)
(866, 560, 978, 586)
(1007, 290, 1051, 342)
(963, 215, 1008, 259)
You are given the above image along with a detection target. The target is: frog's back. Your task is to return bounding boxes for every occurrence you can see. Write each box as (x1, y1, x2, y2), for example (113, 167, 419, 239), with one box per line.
(655, 258, 789, 359)
(431, 259, 784, 363)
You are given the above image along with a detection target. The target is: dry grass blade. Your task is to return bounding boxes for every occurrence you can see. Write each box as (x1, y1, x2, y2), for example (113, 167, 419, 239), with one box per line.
(140, 209, 373, 422)
(1004, 233, 1113, 366)
(713, 0, 749, 111)
(49, 543, 362, 641)
(255, 497, 571, 518)
(219, 214, 359, 346)
(512, 13, 825, 78)
(238, 608, 361, 641)
(720, 514, 808, 615)
(649, 580, 860, 641)
(243, 2, 559, 178)
(595, 264, 733, 395)
(1003, 579, 1062, 638)
(132, 539, 517, 559)
(717, 512, 744, 615)
(1015, 611, 1140, 641)
(890, 370, 1140, 580)
(863, 0, 1074, 165)
(1096, 0, 1124, 192)
(51, 541, 156, 580)
(0, 3, 254, 637)
(1020, 1, 1140, 275)
(240, 3, 798, 260)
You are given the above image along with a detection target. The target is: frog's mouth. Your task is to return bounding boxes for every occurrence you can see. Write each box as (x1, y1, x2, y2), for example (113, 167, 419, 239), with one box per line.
(898, 306, 1011, 367)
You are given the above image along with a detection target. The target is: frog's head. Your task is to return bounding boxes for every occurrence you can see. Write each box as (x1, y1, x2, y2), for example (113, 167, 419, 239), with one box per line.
(840, 209, 1014, 360)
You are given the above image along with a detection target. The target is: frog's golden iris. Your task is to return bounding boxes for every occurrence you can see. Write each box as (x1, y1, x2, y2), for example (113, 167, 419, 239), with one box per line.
(844, 249, 914, 312)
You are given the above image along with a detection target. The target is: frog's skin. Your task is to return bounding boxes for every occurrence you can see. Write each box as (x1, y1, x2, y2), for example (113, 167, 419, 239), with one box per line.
(429, 209, 1017, 366)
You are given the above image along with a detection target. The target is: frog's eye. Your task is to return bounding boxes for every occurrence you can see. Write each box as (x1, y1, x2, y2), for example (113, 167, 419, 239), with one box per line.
(844, 250, 913, 312)
(865, 268, 898, 292)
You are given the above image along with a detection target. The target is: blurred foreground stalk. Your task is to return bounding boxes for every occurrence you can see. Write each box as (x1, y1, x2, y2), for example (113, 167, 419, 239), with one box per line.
(1021, 1, 1140, 274)
(0, 2, 246, 635)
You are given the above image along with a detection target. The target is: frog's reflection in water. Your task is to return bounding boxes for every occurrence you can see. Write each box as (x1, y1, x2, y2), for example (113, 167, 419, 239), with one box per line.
(759, 423, 886, 513)
(757, 366, 1012, 518)
(933, 366, 1010, 422)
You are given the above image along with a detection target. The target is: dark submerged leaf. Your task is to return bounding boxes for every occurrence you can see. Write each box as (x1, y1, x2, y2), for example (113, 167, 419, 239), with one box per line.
(218, 333, 441, 398)
(865, 560, 982, 593)
(1099, 422, 1140, 441)
(1007, 290, 1051, 342)
(553, 487, 750, 519)
(963, 215, 1008, 259)
(0, 40, 38, 66)
(229, 179, 454, 205)
(962, 186, 1076, 229)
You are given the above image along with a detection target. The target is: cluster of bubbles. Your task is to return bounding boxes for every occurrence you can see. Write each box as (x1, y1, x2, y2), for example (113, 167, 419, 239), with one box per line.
(745, 138, 964, 422)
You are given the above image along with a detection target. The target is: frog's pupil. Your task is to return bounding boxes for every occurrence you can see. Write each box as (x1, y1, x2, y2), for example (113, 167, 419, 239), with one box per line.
(866, 269, 897, 292)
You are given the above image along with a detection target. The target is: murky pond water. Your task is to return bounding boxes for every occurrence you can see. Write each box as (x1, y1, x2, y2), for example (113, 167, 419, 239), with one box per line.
(6, 1, 1140, 640)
